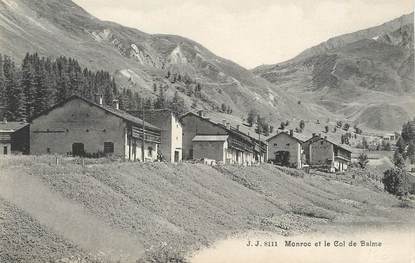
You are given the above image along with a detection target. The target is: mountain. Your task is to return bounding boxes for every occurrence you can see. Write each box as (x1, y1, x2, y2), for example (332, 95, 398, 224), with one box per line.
(0, 0, 322, 124)
(253, 13, 415, 132)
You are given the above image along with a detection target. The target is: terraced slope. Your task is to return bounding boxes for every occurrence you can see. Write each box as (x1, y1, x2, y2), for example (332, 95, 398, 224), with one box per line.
(0, 156, 413, 262)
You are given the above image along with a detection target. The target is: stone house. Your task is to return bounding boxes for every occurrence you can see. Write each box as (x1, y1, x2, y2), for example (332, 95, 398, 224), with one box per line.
(303, 135, 352, 172)
(129, 109, 183, 163)
(192, 135, 229, 163)
(266, 130, 308, 169)
(30, 95, 161, 161)
(0, 119, 29, 155)
(180, 111, 267, 165)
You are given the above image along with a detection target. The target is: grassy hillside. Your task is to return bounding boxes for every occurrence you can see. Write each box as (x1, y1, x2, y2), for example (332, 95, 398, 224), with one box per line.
(0, 156, 414, 262)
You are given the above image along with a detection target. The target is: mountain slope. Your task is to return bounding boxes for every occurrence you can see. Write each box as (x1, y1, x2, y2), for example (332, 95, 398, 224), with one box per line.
(253, 13, 415, 132)
(0, 0, 322, 123)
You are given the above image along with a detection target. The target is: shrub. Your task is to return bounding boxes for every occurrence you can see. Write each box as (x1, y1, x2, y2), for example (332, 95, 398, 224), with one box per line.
(358, 152, 369, 169)
(382, 168, 410, 196)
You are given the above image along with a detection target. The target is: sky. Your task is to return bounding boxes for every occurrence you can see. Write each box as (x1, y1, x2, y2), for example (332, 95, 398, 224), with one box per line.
(73, 0, 414, 69)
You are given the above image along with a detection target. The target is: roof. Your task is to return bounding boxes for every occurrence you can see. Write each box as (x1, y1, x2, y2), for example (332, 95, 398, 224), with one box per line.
(128, 109, 183, 126)
(31, 95, 160, 132)
(266, 131, 310, 143)
(181, 111, 266, 144)
(305, 134, 353, 153)
(192, 135, 229, 142)
(0, 122, 29, 133)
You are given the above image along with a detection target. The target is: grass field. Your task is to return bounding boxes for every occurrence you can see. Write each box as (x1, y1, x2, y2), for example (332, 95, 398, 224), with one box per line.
(0, 155, 414, 262)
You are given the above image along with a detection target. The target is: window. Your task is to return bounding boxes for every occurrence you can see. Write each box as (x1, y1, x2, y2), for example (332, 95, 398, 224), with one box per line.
(47, 148, 51, 154)
(3, 146, 7, 155)
(286, 143, 290, 146)
(274, 143, 278, 146)
(148, 146, 153, 157)
(104, 142, 114, 154)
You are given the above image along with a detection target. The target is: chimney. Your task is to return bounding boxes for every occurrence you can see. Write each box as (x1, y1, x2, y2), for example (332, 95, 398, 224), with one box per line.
(94, 94, 103, 105)
(290, 129, 293, 136)
(113, 99, 119, 110)
(236, 124, 240, 131)
(226, 122, 230, 130)
(2, 117, 7, 123)
(222, 120, 226, 126)
(197, 110, 204, 117)
(312, 133, 316, 137)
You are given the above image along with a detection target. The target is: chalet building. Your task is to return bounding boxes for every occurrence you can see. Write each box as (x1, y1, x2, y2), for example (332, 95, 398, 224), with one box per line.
(303, 135, 352, 172)
(129, 109, 182, 163)
(30, 95, 161, 161)
(180, 111, 267, 165)
(266, 130, 308, 169)
(0, 119, 29, 155)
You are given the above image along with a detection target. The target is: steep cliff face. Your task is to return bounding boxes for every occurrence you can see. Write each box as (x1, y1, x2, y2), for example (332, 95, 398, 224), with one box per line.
(253, 13, 414, 131)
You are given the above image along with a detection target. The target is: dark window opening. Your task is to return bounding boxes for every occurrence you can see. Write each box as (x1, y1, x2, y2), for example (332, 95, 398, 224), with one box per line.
(47, 148, 51, 154)
(3, 146, 7, 155)
(104, 142, 114, 154)
(72, 143, 85, 157)
(148, 146, 153, 157)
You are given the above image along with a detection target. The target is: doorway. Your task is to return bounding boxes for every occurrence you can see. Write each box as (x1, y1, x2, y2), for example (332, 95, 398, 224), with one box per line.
(174, 150, 180, 162)
(72, 143, 85, 156)
(274, 151, 290, 166)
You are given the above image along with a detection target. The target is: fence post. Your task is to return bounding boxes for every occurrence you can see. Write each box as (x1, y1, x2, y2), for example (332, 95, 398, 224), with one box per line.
(55, 155, 59, 166)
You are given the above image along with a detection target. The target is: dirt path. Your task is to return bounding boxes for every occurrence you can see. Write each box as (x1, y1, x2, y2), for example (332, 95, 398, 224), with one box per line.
(0, 170, 144, 263)
(191, 226, 415, 263)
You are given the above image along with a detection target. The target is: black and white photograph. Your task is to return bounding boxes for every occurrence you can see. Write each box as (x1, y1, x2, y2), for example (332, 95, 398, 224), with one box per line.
(0, 0, 414, 262)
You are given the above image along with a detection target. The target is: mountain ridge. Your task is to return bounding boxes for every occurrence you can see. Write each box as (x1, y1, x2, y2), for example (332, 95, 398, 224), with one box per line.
(1, 0, 413, 131)
(253, 12, 414, 132)
(0, 0, 324, 124)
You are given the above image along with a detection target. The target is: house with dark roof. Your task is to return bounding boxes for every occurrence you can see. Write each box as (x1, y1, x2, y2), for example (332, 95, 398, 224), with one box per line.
(303, 134, 352, 172)
(180, 111, 267, 165)
(266, 130, 309, 168)
(29, 95, 161, 161)
(128, 109, 183, 163)
(0, 119, 29, 155)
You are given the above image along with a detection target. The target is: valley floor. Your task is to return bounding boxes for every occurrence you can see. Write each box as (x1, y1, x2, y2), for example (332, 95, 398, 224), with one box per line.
(0, 156, 414, 263)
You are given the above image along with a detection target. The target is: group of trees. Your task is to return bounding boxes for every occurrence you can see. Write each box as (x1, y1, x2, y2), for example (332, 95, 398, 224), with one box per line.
(382, 120, 415, 196)
(279, 120, 289, 130)
(151, 82, 189, 115)
(246, 109, 273, 136)
(165, 70, 203, 99)
(220, 103, 233, 114)
(0, 53, 190, 121)
(0, 53, 118, 121)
